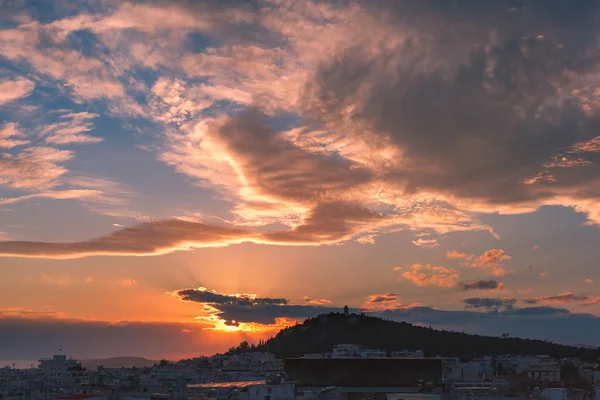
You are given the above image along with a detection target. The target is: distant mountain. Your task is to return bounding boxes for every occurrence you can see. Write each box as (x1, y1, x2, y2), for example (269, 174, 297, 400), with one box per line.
(81, 357, 158, 369)
(228, 313, 600, 361)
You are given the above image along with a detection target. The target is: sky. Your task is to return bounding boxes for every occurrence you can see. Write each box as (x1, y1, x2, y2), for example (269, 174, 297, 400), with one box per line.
(2, 0, 600, 362)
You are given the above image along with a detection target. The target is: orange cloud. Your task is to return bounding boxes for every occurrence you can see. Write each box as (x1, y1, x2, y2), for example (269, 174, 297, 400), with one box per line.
(303, 296, 332, 305)
(362, 293, 420, 310)
(447, 249, 512, 276)
(472, 249, 511, 268)
(446, 250, 474, 261)
(117, 279, 137, 288)
(411, 238, 438, 248)
(394, 264, 459, 288)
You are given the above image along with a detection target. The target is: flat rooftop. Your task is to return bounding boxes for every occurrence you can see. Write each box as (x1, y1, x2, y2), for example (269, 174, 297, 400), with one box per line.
(187, 380, 267, 389)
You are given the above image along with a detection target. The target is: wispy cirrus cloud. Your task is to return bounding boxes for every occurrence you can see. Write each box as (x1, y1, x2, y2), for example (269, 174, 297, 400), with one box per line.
(40, 112, 102, 145)
(0, 146, 72, 190)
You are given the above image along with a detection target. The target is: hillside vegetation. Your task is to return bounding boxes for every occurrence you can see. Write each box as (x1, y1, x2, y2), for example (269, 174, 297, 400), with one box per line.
(227, 313, 600, 361)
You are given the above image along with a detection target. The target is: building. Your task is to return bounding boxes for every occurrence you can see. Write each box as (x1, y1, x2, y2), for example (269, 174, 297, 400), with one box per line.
(39, 354, 80, 384)
(187, 377, 294, 400)
(527, 357, 561, 382)
(284, 357, 443, 388)
(386, 393, 441, 400)
(446, 359, 494, 382)
(391, 350, 425, 359)
(247, 376, 294, 400)
(332, 344, 361, 357)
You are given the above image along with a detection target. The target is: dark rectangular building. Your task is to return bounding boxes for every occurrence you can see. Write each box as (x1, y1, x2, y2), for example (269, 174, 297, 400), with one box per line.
(284, 358, 442, 387)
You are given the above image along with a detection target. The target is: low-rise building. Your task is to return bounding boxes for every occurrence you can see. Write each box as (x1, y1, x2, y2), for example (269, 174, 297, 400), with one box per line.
(527, 356, 561, 382)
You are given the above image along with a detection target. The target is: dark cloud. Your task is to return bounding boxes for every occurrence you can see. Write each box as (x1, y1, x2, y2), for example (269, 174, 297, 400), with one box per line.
(0, 219, 256, 258)
(262, 202, 384, 244)
(462, 297, 516, 311)
(0, 206, 386, 257)
(459, 280, 504, 291)
(213, 303, 344, 325)
(175, 288, 287, 307)
(213, 111, 373, 204)
(302, 0, 600, 214)
(523, 293, 600, 306)
(172, 287, 345, 325)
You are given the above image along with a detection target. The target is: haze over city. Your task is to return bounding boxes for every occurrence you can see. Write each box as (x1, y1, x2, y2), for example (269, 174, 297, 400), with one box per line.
(2, 0, 600, 362)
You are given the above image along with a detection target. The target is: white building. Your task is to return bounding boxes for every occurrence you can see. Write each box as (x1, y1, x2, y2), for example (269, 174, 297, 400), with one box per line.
(391, 350, 425, 358)
(248, 378, 294, 400)
(39, 354, 79, 384)
(446, 360, 494, 382)
(359, 349, 386, 358)
(332, 344, 361, 357)
(527, 356, 561, 382)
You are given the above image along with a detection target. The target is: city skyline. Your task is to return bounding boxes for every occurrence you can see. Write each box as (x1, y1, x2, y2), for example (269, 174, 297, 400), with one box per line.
(2, 0, 600, 361)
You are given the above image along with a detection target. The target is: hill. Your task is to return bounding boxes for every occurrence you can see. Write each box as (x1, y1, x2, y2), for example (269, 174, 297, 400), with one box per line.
(228, 313, 600, 361)
(81, 357, 158, 370)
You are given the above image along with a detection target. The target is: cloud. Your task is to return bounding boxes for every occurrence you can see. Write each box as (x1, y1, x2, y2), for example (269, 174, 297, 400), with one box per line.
(394, 264, 459, 288)
(169, 287, 346, 330)
(585, 278, 593, 284)
(0, 219, 257, 259)
(459, 280, 504, 291)
(462, 297, 517, 311)
(303, 296, 332, 306)
(356, 235, 376, 244)
(39, 112, 102, 145)
(0, 123, 29, 148)
(3, 0, 600, 259)
(411, 238, 439, 248)
(473, 249, 511, 268)
(0, 307, 69, 320)
(173, 287, 287, 307)
(523, 292, 600, 307)
(0, 77, 35, 105)
(362, 293, 419, 311)
(0, 190, 104, 205)
(0, 147, 72, 190)
(446, 250, 474, 261)
(447, 249, 512, 276)
(117, 278, 137, 288)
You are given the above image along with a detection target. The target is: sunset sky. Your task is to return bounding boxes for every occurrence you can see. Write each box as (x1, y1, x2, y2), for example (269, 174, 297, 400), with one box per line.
(2, 0, 600, 363)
